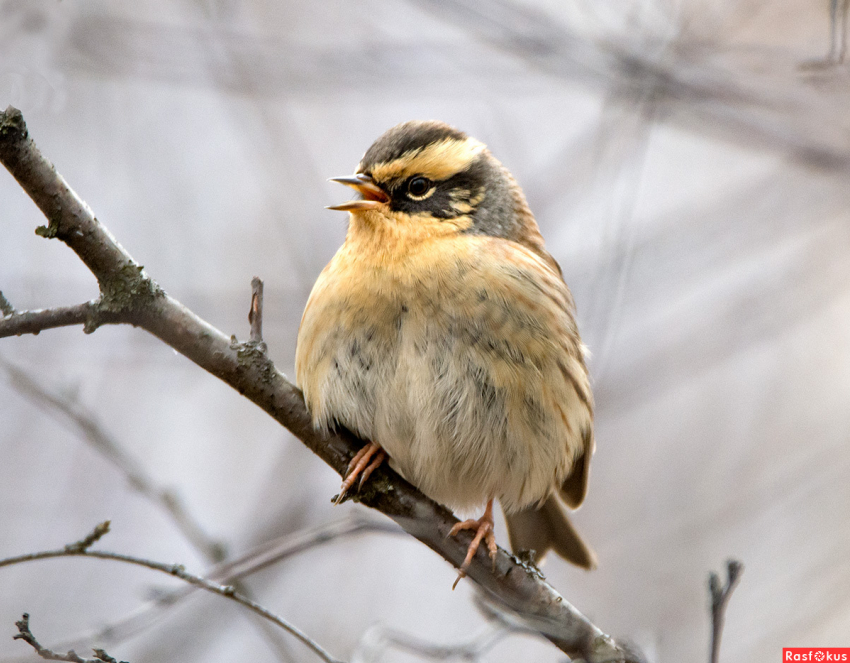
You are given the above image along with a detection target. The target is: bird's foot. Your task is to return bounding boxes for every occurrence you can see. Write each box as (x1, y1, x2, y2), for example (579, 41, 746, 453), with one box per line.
(448, 498, 497, 589)
(335, 441, 386, 504)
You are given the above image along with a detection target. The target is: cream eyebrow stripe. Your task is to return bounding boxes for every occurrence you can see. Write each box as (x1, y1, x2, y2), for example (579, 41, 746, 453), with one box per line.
(368, 137, 486, 182)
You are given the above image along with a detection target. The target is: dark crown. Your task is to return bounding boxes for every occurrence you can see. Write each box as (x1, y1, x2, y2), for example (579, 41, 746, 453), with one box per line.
(358, 120, 468, 173)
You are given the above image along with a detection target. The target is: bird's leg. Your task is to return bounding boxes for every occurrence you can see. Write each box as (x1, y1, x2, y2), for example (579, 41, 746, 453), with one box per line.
(334, 441, 386, 504)
(448, 498, 498, 589)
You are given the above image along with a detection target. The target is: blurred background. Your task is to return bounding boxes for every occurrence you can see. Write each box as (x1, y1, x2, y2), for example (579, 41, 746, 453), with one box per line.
(2, 1, 850, 661)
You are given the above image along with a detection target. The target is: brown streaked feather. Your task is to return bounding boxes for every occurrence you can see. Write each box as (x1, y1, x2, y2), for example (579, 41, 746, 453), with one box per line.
(504, 497, 596, 569)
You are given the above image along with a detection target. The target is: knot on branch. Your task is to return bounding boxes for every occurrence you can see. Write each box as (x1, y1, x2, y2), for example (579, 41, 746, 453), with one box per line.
(35, 218, 61, 239)
(84, 264, 164, 331)
(512, 550, 546, 580)
(0, 106, 27, 143)
(230, 335, 276, 384)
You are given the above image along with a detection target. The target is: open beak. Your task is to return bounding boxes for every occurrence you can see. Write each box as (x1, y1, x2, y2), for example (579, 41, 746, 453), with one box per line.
(327, 174, 390, 211)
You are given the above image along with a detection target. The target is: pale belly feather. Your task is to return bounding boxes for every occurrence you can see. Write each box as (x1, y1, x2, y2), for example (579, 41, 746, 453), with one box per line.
(296, 234, 590, 513)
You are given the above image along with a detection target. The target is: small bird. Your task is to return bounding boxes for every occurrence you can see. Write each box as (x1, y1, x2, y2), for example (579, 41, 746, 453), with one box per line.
(296, 120, 596, 585)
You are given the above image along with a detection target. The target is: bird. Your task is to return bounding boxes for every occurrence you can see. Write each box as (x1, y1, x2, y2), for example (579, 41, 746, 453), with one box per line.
(295, 120, 596, 586)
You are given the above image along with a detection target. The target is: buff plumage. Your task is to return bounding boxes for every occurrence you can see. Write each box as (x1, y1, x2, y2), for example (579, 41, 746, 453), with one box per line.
(296, 120, 596, 572)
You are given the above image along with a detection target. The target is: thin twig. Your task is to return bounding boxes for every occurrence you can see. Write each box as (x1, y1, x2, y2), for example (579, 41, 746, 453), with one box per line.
(0, 358, 227, 564)
(64, 521, 112, 553)
(0, 359, 290, 661)
(14, 614, 127, 663)
(249, 277, 265, 345)
(0, 515, 401, 663)
(0, 523, 345, 663)
(708, 560, 744, 663)
(0, 105, 641, 663)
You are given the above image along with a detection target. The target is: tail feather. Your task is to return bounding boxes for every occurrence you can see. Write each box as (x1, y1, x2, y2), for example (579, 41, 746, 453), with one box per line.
(503, 496, 597, 570)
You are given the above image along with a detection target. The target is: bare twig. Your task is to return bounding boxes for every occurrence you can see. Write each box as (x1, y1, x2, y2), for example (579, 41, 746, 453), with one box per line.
(14, 613, 127, 663)
(708, 560, 744, 663)
(1, 523, 345, 663)
(0, 106, 640, 663)
(249, 276, 265, 346)
(0, 359, 289, 659)
(64, 521, 112, 553)
(1, 515, 400, 663)
(0, 358, 227, 564)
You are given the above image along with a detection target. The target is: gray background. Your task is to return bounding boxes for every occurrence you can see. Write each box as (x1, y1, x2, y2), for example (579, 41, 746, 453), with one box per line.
(2, 1, 850, 661)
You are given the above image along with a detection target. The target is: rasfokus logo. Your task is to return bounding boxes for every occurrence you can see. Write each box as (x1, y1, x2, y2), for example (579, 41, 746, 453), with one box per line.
(783, 649, 850, 661)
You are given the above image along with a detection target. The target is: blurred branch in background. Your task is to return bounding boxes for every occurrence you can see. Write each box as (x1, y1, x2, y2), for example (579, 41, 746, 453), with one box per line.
(0, 349, 319, 663)
(828, 0, 849, 63)
(49, 0, 850, 167)
(410, 0, 850, 166)
(0, 358, 227, 565)
(351, 615, 529, 663)
(708, 561, 744, 663)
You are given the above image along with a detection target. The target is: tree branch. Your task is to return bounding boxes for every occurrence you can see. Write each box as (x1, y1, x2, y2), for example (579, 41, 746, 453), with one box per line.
(2, 523, 344, 663)
(0, 301, 101, 337)
(3, 515, 400, 663)
(14, 613, 127, 663)
(0, 105, 641, 663)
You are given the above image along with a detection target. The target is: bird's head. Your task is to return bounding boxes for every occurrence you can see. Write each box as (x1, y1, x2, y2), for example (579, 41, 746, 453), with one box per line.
(328, 120, 539, 246)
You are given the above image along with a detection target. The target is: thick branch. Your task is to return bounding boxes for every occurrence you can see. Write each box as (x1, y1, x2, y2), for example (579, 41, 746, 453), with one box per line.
(0, 106, 640, 663)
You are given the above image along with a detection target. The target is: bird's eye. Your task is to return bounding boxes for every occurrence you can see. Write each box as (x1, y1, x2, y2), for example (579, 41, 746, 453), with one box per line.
(407, 176, 433, 199)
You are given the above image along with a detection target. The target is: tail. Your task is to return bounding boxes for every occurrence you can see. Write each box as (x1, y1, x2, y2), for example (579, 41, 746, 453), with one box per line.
(503, 496, 597, 569)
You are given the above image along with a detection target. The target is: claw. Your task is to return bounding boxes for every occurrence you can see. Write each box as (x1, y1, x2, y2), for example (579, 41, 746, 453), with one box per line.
(335, 442, 385, 504)
(448, 499, 497, 589)
(359, 449, 386, 488)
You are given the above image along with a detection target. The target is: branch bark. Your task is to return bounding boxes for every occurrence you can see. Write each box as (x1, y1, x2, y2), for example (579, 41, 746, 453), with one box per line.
(0, 105, 641, 663)
(0, 301, 99, 336)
